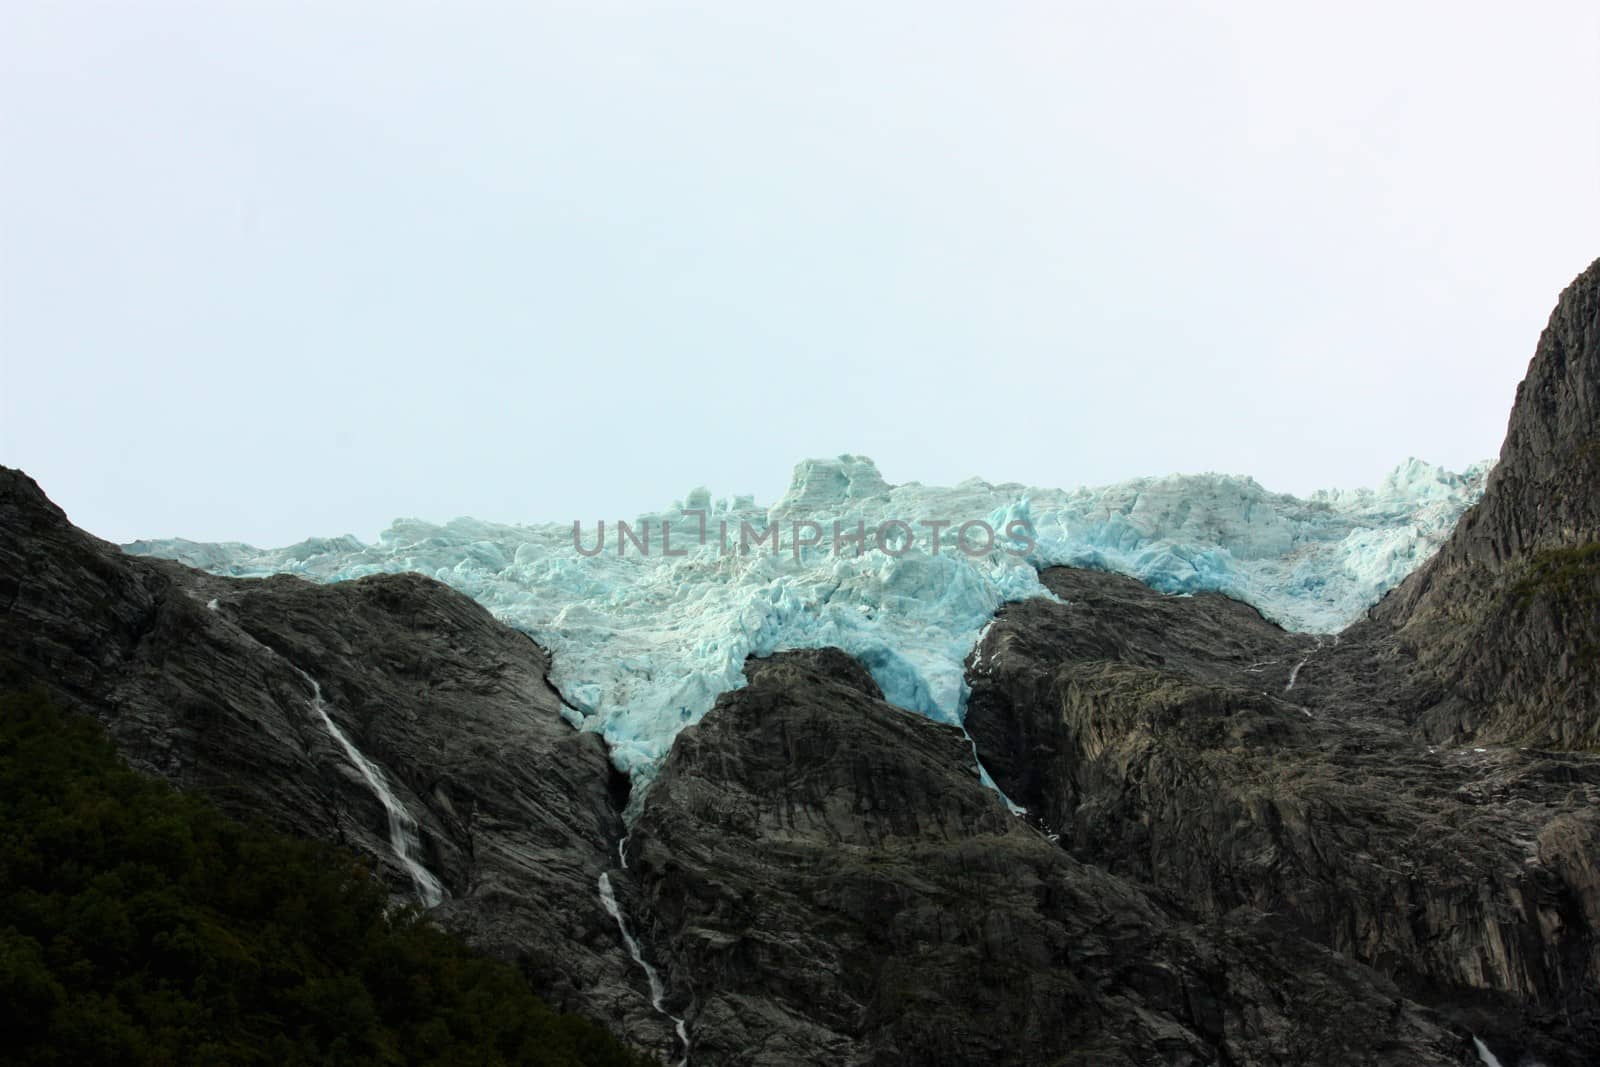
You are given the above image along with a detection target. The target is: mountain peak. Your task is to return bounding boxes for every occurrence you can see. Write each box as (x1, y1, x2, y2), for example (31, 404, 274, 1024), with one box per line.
(1378, 257, 1600, 747)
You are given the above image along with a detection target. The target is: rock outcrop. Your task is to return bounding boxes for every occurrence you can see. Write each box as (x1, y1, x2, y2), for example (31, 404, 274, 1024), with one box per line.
(0, 467, 683, 1060)
(964, 569, 1598, 1063)
(963, 260, 1600, 1065)
(5, 258, 1598, 1065)
(626, 649, 1476, 1065)
(1378, 256, 1600, 747)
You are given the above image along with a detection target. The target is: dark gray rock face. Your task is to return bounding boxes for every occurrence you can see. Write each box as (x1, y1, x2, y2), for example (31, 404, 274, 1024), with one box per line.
(6, 259, 1598, 1065)
(0, 467, 682, 1060)
(1377, 256, 1600, 747)
(626, 651, 1477, 1066)
(965, 570, 1598, 1063)
(963, 260, 1600, 1065)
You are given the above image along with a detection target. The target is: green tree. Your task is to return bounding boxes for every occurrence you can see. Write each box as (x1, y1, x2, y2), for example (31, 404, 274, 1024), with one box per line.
(0, 689, 655, 1067)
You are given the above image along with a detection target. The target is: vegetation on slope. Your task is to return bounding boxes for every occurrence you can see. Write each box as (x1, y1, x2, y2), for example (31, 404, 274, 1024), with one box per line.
(1512, 542, 1600, 610)
(0, 689, 654, 1067)
(1512, 542, 1600, 668)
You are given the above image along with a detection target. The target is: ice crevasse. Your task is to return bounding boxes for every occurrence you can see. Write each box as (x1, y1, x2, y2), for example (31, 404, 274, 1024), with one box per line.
(126, 455, 1487, 810)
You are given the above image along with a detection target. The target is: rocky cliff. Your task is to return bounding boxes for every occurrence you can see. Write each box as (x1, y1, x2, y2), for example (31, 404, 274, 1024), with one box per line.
(5, 469, 1504, 1065)
(0, 468, 683, 1059)
(1377, 257, 1600, 747)
(963, 260, 1600, 1065)
(626, 648, 1475, 1064)
(4, 259, 1598, 1065)
(963, 570, 1597, 1064)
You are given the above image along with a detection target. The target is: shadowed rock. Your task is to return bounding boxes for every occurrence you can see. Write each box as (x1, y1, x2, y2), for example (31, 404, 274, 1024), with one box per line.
(624, 650, 1476, 1065)
(1378, 256, 1600, 747)
(5, 257, 1597, 1065)
(965, 259, 1600, 1065)
(0, 466, 681, 1059)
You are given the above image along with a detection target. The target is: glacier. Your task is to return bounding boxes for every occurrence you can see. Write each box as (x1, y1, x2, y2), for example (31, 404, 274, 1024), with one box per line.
(125, 455, 1487, 810)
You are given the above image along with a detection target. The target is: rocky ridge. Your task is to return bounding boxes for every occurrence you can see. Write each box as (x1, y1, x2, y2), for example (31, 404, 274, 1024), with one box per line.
(963, 259, 1600, 1064)
(3, 258, 1598, 1064)
(625, 647, 1476, 1064)
(0, 469, 682, 1058)
(1378, 259, 1600, 748)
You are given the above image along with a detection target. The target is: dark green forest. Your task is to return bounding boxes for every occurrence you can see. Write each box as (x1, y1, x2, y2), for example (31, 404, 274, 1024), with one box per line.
(0, 689, 654, 1067)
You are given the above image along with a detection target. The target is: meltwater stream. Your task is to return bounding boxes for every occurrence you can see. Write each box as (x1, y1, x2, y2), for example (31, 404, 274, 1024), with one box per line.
(294, 668, 446, 908)
(598, 872, 689, 1066)
(202, 598, 444, 908)
(1284, 636, 1326, 692)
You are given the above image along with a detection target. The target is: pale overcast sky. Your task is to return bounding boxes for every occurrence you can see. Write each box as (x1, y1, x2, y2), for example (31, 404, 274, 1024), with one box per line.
(3, 2, 1598, 545)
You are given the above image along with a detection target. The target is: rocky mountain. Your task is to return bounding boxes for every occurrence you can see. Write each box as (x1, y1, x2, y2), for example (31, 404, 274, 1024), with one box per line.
(964, 569, 1597, 1064)
(122, 425, 1488, 803)
(1376, 259, 1600, 748)
(2, 258, 1596, 1065)
(963, 258, 1600, 1064)
(627, 647, 1475, 1064)
(0, 473, 682, 1056)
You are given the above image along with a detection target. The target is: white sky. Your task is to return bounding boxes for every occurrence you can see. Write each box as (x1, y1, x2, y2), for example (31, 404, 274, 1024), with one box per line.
(3, 2, 1598, 546)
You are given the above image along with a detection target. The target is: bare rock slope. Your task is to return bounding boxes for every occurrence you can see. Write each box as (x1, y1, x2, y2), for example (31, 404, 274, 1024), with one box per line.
(0, 469, 681, 1058)
(4, 257, 1598, 1064)
(964, 259, 1600, 1065)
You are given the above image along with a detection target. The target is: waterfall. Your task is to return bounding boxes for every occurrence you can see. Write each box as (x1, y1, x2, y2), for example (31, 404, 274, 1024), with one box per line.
(597, 872, 689, 1065)
(1285, 637, 1324, 692)
(203, 598, 445, 909)
(961, 725, 1026, 815)
(953, 683, 1026, 816)
(296, 669, 446, 908)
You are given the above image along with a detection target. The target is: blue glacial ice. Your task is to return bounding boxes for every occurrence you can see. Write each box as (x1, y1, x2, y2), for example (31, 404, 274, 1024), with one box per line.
(125, 455, 1487, 807)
